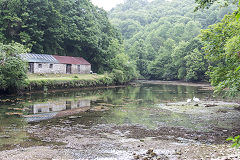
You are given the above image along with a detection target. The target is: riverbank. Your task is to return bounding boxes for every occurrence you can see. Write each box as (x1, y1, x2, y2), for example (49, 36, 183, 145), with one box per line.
(25, 73, 123, 92)
(0, 127, 238, 160)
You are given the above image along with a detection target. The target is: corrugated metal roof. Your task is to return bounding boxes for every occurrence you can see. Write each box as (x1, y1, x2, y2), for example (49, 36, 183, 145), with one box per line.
(72, 57, 91, 65)
(20, 54, 59, 63)
(53, 55, 91, 65)
(20, 53, 91, 65)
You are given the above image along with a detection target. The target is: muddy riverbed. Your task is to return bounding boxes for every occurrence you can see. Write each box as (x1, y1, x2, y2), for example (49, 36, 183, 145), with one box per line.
(0, 81, 240, 159)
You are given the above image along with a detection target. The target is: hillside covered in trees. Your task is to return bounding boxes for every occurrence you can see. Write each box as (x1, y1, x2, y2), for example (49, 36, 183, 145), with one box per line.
(109, 0, 236, 81)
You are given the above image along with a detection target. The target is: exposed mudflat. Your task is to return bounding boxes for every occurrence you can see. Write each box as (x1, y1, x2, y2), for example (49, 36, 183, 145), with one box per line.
(0, 123, 239, 160)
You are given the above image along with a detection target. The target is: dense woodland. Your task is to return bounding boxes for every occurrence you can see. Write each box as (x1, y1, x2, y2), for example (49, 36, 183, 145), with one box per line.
(0, 0, 239, 95)
(109, 0, 239, 94)
(0, 0, 137, 72)
(109, 0, 234, 80)
(0, 0, 138, 92)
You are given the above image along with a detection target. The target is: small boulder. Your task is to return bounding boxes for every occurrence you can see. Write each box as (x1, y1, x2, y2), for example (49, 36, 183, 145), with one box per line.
(146, 149, 154, 154)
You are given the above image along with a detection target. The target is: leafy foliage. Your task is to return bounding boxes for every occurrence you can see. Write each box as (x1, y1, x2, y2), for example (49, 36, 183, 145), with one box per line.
(0, 42, 28, 93)
(200, 13, 240, 95)
(0, 0, 137, 77)
(195, 0, 240, 148)
(194, 0, 238, 10)
(109, 0, 235, 80)
(227, 135, 240, 148)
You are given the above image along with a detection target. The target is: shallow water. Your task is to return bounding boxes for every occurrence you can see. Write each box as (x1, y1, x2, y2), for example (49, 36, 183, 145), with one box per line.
(0, 83, 239, 149)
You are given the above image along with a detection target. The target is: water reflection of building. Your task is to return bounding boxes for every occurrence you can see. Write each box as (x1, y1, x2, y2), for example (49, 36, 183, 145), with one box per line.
(24, 99, 90, 123)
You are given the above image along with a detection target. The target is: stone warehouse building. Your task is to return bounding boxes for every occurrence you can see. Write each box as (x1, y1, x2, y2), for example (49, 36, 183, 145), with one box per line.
(21, 54, 91, 74)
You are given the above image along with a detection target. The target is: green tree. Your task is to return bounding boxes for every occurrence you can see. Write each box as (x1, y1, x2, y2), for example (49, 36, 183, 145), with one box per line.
(0, 0, 63, 53)
(201, 13, 240, 95)
(130, 39, 149, 78)
(106, 39, 138, 83)
(149, 47, 173, 80)
(172, 41, 189, 79)
(194, 0, 238, 10)
(195, 0, 240, 149)
(0, 42, 28, 93)
(185, 48, 207, 81)
(109, 0, 234, 80)
(0, 0, 134, 75)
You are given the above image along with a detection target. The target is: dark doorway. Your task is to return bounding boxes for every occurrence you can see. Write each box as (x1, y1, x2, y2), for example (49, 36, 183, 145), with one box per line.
(66, 101, 72, 110)
(29, 62, 34, 73)
(66, 64, 72, 74)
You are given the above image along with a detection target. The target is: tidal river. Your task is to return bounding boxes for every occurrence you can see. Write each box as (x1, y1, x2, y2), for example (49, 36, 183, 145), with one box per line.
(0, 81, 240, 159)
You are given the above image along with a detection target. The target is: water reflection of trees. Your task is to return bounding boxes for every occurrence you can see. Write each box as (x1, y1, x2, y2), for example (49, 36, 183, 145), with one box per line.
(97, 84, 206, 105)
(0, 108, 27, 147)
(90, 84, 216, 129)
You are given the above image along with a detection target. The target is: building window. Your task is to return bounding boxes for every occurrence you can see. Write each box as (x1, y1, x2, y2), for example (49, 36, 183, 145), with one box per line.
(49, 64, 53, 68)
(78, 65, 81, 73)
(38, 64, 42, 68)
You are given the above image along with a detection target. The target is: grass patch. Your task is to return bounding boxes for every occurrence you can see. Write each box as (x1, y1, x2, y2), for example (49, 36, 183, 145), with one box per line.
(25, 73, 115, 91)
(27, 74, 104, 81)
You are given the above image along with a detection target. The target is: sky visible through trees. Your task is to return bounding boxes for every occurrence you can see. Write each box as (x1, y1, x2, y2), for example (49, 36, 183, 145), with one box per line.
(91, 0, 125, 11)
